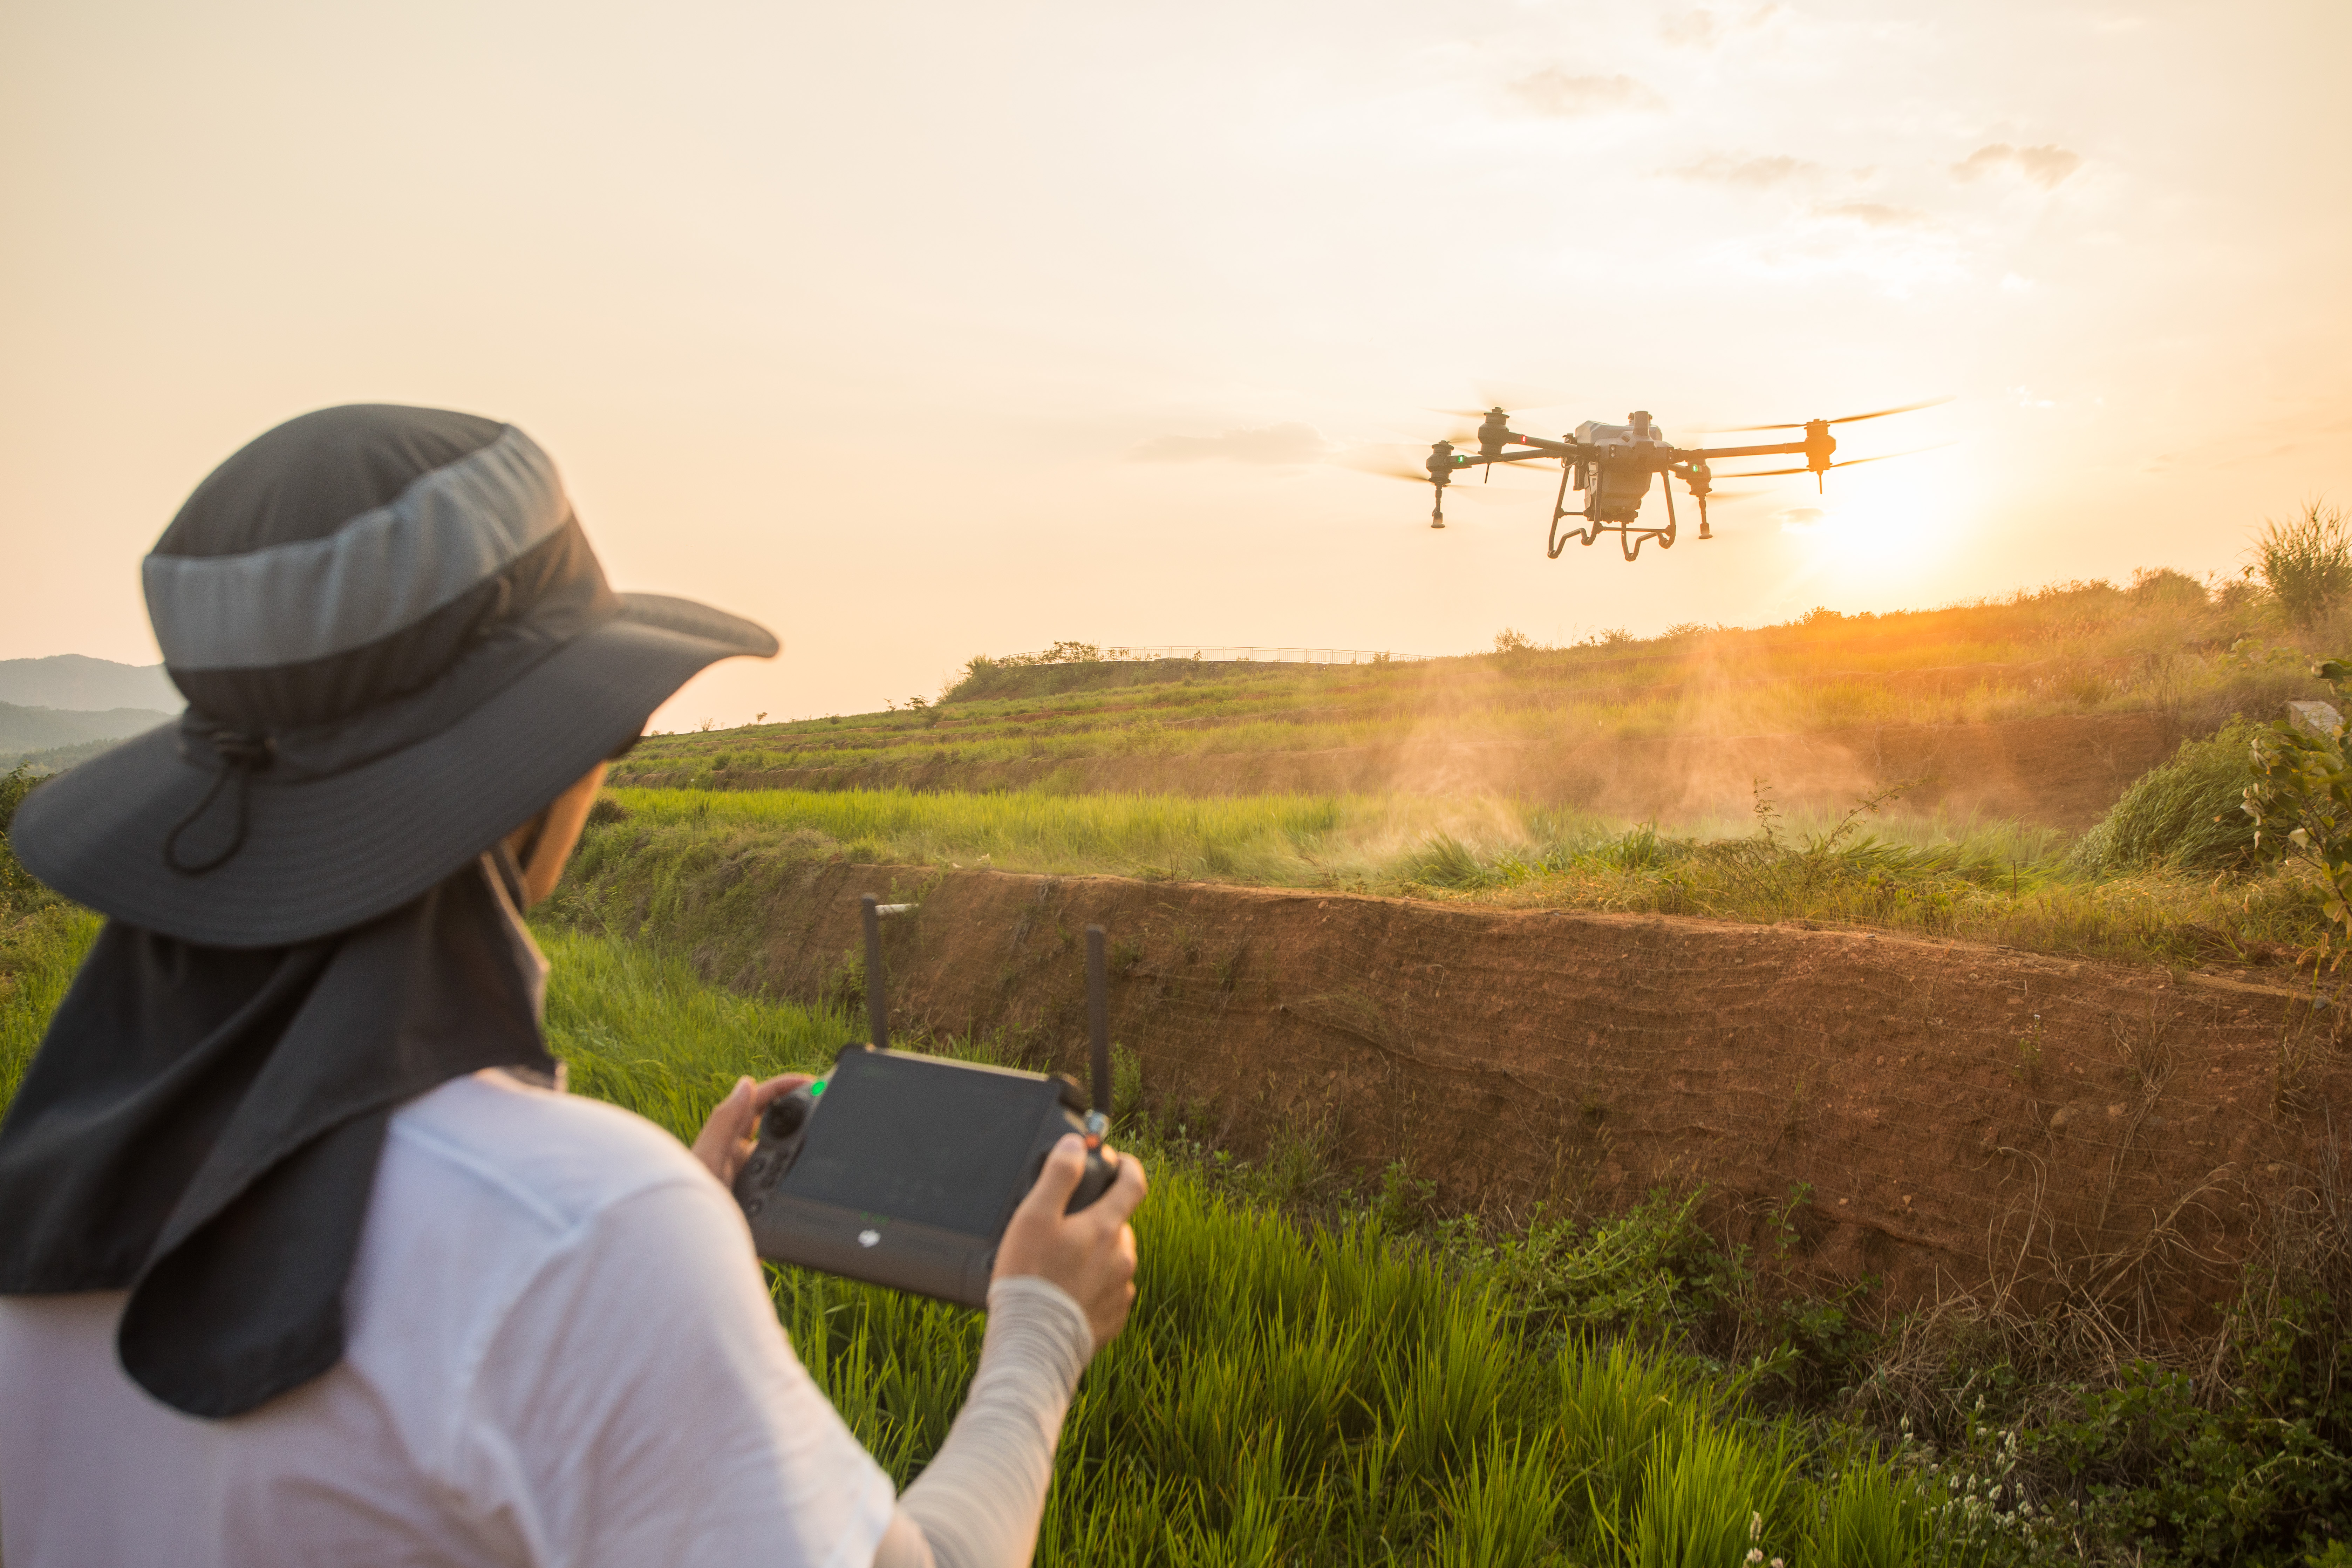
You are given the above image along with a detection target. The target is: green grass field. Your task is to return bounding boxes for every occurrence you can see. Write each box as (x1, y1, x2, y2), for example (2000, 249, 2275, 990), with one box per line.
(528, 931, 1962, 1565)
(615, 572, 2336, 793)
(7, 897, 2347, 1563)
(1, 908, 1936, 1564)
(578, 773, 2331, 973)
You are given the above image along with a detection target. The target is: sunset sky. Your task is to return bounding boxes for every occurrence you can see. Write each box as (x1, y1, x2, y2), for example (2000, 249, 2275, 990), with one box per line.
(4, 0, 2347, 726)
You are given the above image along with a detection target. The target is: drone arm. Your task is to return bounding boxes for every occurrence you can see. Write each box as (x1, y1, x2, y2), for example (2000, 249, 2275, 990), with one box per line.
(1473, 434, 1579, 459)
(1676, 439, 1811, 463)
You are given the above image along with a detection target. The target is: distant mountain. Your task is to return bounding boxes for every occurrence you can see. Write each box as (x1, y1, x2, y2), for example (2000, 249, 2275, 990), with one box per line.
(0, 655, 180, 713)
(0, 702, 176, 764)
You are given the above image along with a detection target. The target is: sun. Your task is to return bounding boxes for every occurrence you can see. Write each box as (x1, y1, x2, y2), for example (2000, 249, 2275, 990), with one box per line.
(1756, 455, 1973, 605)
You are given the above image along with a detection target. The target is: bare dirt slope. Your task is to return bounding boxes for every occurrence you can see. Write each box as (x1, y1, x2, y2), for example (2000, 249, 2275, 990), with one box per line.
(679, 859, 2347, 1329)
(639, 710, 2176, 830)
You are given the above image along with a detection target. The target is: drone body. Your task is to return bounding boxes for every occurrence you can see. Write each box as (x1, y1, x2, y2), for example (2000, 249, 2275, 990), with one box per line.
(1417, 400, 1942, 560)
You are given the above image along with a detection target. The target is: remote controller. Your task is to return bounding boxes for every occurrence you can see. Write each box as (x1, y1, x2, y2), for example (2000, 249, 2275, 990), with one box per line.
(730, 901, 1119, 1308)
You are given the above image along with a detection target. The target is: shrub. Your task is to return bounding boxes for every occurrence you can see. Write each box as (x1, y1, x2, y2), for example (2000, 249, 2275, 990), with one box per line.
(2129, 565, 2210, 607)
(2250, 499, 2352, 627)
(1493, 627, 1539, 655)
(0, 765, 54, 913)
(2245, 659, 2352, 963)
(2070, 723, 2260, 875)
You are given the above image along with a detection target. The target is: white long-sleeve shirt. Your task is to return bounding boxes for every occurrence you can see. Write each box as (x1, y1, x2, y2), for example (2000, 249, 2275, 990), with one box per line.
(0, 1069, 900, 1568)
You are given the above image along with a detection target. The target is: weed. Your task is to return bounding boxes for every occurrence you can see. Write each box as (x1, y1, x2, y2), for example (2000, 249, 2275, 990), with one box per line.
(2071, 722, 2261, 875)
(2251, 499, 2352, 627)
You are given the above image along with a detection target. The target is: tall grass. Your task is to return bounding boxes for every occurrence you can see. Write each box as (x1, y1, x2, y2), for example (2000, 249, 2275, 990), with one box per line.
(605, 785, 1353, 882)
(2250, 499, 2352, 627)
(573, 784, 2333, 973)
(0, 904, 100, 1110)
(2068, 724, 2260, 875)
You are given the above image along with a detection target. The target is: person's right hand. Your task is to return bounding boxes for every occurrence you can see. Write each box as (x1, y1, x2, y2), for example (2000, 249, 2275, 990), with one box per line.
(993, 1136, 1147, 1354)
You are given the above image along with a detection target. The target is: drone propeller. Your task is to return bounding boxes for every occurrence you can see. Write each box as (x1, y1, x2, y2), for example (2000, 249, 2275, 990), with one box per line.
(1713, 442, 1950, 479)
(1704, 396, 1953, 433)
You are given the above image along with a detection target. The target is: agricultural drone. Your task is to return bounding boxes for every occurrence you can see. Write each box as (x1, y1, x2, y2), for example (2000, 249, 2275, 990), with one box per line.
(1397, 398, 1946, 560)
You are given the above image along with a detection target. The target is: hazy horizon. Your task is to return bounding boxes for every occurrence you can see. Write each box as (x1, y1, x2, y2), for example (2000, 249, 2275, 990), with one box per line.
(5, 0, 2347, 727)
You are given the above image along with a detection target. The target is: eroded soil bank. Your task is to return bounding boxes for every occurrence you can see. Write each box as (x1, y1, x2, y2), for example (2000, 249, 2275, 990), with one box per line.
(593, 857, 2348, 1328)
(633, 710, 2175, 830)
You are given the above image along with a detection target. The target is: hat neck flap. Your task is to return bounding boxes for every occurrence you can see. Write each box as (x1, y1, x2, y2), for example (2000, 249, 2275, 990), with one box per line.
(0, 854, 554, 1418)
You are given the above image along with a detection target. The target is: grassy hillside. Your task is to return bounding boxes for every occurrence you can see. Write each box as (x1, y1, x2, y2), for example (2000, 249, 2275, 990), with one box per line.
(616, 572, 2329, 796)
(0, 702, 173, 764)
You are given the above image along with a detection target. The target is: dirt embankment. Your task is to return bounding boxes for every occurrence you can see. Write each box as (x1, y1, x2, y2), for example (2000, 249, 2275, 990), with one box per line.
(634, 711, 2177, 831)
(656, 859, 2346, 1329)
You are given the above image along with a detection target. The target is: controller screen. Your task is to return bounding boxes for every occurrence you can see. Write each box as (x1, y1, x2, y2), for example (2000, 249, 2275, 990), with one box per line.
(778, 1051, 1050, 1236)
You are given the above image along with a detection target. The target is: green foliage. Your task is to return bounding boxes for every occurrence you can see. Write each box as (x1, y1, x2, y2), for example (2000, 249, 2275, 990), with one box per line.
(2245, 660, 2352, 963)
(0, 764, 47, 912)
(2070, 723, 2261, 875)
(0, 900, 100, 1112)
(2251, 500, 2352, 627)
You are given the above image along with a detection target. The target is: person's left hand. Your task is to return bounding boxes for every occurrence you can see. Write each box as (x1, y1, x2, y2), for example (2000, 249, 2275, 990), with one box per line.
(690, 1073, 812, 1186)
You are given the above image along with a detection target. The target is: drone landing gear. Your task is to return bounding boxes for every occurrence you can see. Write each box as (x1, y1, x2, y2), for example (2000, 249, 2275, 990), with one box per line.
(1547, 464, 1676, 561)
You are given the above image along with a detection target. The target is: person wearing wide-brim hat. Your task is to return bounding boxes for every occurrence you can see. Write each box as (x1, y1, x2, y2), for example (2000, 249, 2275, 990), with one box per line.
(0, 405, 1144, 1568)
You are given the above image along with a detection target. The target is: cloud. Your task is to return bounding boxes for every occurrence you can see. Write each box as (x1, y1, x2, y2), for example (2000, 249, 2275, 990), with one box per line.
(1659, 5, 1780, 48)
(1668, 153, 1821, 189)
(1813, 201, 1932, 229)
(1506, 69, 1666, 118)
(1951, 142, 2083, 190)
(1129, 423, 1334, 466)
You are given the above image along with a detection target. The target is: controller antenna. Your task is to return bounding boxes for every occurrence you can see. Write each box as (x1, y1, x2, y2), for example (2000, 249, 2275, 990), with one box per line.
(861, 895, 889, 1050)
(1084, 925, 1111, 1144)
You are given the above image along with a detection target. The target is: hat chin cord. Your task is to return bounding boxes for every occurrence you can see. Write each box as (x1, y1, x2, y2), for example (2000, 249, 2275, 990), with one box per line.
(161, 732, 277, 875)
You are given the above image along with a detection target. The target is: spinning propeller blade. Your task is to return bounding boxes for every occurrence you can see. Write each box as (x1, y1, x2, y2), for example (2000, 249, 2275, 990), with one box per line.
(1714, 442, 1950, 479)
(1825, 396, 1954, 425)
(1703, 396, 1952, 433)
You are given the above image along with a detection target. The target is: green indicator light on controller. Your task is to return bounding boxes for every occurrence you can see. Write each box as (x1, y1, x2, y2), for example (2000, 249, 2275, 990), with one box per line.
(809, 1080, 826, 1097)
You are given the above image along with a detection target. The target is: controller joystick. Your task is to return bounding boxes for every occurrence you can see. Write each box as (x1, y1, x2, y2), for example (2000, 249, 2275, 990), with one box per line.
(761, 1085, 816, 1141)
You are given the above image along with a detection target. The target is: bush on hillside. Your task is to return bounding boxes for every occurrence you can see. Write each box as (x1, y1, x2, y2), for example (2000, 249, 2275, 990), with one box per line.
(2129, 565, 2210, 607)
(1, 764, 55, 913)
(2245, 657, 2352, 965)
(2250, 499, 2352, 627)
(2070, 723, 2261, 875)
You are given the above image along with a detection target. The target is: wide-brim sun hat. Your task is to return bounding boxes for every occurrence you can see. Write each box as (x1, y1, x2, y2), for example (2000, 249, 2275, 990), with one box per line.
(12, 403, 777, 948)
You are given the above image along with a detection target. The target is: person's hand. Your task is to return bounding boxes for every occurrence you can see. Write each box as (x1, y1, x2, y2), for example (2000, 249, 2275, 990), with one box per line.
(994, 1136, 1148, 1353)
(691, 1073, 812, 1187)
